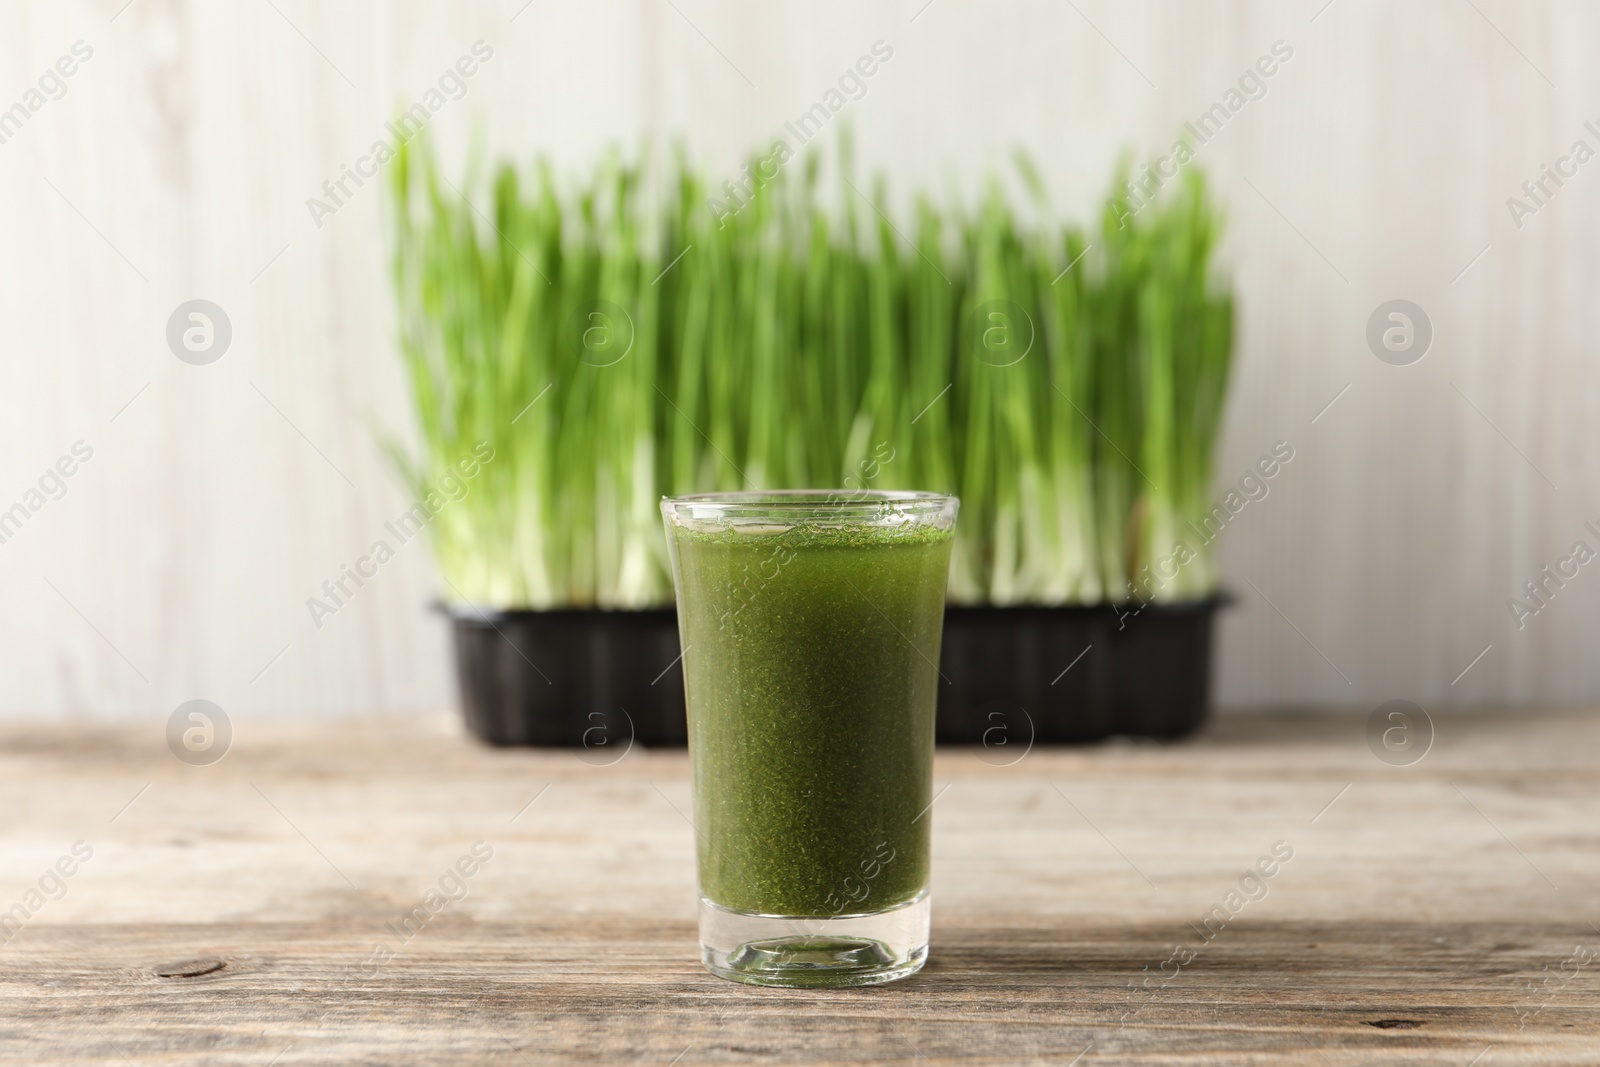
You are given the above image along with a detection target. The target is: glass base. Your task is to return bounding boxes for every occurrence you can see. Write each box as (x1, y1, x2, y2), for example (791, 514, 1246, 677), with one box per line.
(699, 892, 930, 987)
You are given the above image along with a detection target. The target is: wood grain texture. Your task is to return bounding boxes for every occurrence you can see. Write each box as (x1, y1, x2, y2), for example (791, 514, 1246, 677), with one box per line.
(2, 0, 1599, 718)
(1, 710, 1596, 1064)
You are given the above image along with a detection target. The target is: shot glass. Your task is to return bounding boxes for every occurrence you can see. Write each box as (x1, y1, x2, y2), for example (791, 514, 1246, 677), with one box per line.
(661, 489, 958, 987)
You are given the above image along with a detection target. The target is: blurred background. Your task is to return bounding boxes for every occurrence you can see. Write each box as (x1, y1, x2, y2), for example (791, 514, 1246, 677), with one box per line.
(1, 0, 1594, 722)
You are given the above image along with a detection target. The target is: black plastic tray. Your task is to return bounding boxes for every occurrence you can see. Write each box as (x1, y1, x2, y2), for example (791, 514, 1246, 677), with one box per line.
(444, 598, 1222, 747)
(444, 606, 686, 748)
(937, 599, 1223, 743)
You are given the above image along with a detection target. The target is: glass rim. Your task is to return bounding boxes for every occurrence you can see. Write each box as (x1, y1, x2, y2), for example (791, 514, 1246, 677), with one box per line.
(661, 489, 958, 528)
(664, 488, 952, 505)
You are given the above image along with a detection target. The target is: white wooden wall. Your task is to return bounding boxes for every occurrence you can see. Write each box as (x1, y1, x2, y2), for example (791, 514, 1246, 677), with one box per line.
(2, 0, 1596, 720)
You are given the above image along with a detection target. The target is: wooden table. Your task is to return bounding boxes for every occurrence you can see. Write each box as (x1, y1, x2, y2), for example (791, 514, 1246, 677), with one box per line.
(2, 710, 1596, 1065)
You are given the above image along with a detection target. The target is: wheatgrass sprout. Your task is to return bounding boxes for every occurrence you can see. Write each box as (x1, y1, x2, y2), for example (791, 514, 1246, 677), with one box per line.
(1126, 168, 1234, 601)
(386, 134, 1233, 610)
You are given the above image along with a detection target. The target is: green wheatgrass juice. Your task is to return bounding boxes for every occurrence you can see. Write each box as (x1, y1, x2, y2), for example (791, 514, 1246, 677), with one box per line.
(669, 520, 954, 918)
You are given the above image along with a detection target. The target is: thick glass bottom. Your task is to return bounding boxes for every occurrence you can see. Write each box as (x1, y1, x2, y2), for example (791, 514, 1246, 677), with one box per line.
(699, 892, 930, 987)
